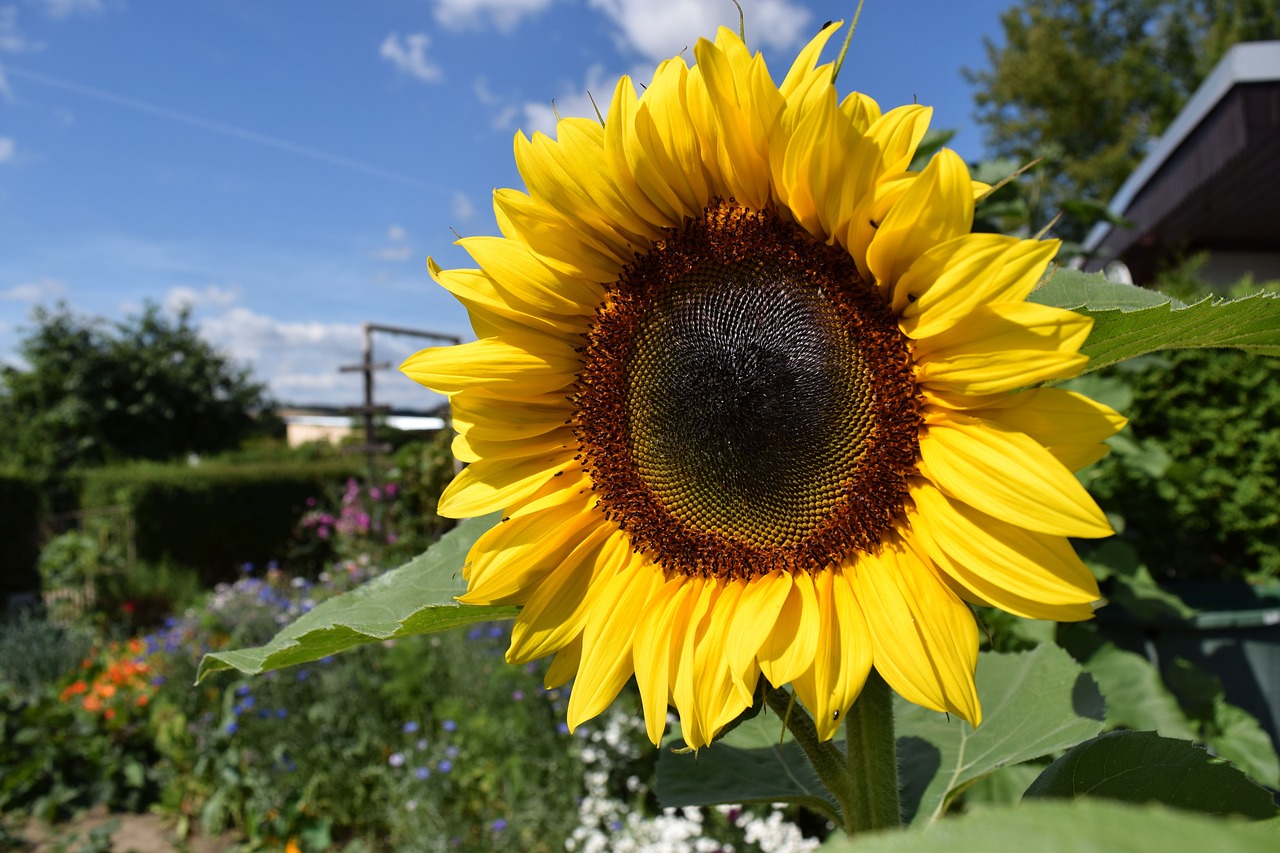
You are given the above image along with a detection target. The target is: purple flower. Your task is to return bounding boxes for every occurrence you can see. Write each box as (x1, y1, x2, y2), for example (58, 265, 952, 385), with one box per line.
(369, 487, 382, 501)
(437, 760, 453, 773)
(389, 752, 406, 768)
(415, 767, 430, 780)
(224, 722, 238, 735)
(442, 719, 457, 733)
(416, 738, 428, 751)
(491, 819, 507, 832)
(403, 721, 420, 734)
(512, 690, 524, 701)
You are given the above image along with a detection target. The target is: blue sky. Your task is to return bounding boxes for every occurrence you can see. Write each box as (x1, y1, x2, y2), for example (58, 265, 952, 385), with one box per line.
(0, 0, 1014, 409)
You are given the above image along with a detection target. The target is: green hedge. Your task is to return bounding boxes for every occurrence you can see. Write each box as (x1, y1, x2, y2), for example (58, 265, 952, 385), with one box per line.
(1089, 349, 1280, 583)
(80, 459, 360, 585)
(0, 471, 42, 602)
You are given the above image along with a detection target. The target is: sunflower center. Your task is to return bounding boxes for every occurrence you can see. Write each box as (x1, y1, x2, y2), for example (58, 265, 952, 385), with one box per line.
(575, 201, 919, 580)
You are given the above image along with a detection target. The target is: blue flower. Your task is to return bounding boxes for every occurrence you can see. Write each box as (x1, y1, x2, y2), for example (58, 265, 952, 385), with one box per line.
(415, 767, 430, 780)
(403, 721, 420, 734)
(442, 719, 457, 733)
(225, 722, 238, 735)
(491, 819, 507, 832)
(437, 760, 453, 773)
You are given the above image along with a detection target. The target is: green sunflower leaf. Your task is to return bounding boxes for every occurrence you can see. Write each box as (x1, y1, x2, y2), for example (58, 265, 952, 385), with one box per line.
(818, 800, 1280, 852)
(1029, 268, 1280, 372)
(654, 710, 840, 819)
(896, 644, 1106, 825)
(196, 513, 508, 682)
(1023, 730, 1279, 819)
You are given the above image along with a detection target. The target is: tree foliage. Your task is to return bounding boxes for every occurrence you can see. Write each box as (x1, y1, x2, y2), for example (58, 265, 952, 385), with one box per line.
(0, 302, 273, 475)
(965, 0, 1280, 240)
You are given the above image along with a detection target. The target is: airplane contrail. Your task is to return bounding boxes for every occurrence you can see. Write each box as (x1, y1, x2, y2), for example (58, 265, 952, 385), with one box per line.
(5, 66, 448, 194)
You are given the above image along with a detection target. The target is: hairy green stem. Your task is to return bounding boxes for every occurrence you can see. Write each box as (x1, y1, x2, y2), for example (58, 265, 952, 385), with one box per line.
(765, 672, 902, 836)
(844, 670, 902, 831)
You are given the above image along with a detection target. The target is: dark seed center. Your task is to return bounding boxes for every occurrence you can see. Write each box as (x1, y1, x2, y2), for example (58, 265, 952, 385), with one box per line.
(626, 257, 875, 547)
(575, 201, 919, 580)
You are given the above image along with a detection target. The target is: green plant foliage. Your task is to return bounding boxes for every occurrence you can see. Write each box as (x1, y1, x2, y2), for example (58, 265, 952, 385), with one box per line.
(1085, 347, 1280, 582)
(80, 458, 360, 584)
(823, 799, 1280, 852)
(654, 646, 1105, 825)
(1030, 270, 1280, 373)
(1023, 731, 1279, 819)
(0, 470, 42, 600)
(197, 514, 511, 681)
(895, 644, 1105, 824)
(0, 302, 274, 476)
(654, 711, 839, 817)
(964, 0, 1280, 242)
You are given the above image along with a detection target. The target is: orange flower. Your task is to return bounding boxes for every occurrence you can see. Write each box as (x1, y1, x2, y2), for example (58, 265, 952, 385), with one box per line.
(60, 680, 89, 701)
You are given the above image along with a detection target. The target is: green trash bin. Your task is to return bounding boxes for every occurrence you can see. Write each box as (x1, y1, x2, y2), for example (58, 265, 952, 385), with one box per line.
(1094, 582, 1280, 753)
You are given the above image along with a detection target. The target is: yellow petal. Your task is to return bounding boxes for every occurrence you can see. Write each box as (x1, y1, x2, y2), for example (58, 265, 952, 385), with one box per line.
(791, 567, 872, 741)
(568, 556, 665, 729)
(724, 570, 792, 690)
(460, 492, 597, 604)
(457, 236, 605, 318)
(968, 388, 1127, 471)
(913, 303, 1093, 395)
(429, 261, 582, 338)
(507, 523, 620, 663)
(633, 577, 692, 745)
(493, 187, 627, 283)
(449, 388, 571, 443)
(909, 480, 1100, 620)
(757, 570, 819, 688)
(918, 415, 1113, 538)
(401, 334, 578, 396)
(867, 148, 973, 288)
(437, 449, 578, 518)
(894, 235, 1060, 338)
(452, 426, 575, 464)
(672, 579, 720, 748)
(854, 540, 981, 724)
(544, 634, 582, 690)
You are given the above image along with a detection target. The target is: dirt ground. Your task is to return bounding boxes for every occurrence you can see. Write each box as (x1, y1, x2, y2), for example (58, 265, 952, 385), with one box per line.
(19, 808, 239, 852)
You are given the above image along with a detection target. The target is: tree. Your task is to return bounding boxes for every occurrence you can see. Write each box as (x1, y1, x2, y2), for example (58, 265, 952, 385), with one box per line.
(0, 302, 274, 475)
(965, 0, 1280, 242)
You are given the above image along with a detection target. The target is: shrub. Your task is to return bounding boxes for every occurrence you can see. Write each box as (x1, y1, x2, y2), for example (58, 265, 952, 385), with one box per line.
(0, 470, 42, 602)
(79, 460, 359, 585)
(1087, 348, 1280, 583)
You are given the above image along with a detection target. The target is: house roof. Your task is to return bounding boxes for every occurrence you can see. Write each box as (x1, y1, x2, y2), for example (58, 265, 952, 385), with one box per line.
(1083, 41, 1280, 276)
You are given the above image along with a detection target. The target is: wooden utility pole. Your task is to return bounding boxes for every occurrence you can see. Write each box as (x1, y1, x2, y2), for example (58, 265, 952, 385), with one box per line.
(338, 322, 461, 482)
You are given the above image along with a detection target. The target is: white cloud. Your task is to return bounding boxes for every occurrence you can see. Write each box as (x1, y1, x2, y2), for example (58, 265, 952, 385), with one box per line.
(433, 0, 555, 33)
(2, 277, 67, 302)
(372, 223, 415, 262)
(0, 7, 40, 53)
(450, 191, 476, 222)
(195, 305, 440, 407)
(379, 32, 442, 84)
(520, 64, 612, 138)
(0, 136, 14, 163)
(163, 284, 239, 314)
(35, 0, 103, 19)
(372, 245, 415, 262)
(588, 0, 811, 61)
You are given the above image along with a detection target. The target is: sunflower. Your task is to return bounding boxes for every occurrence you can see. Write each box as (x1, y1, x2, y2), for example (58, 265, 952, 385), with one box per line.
(402, 22, 1124, 749)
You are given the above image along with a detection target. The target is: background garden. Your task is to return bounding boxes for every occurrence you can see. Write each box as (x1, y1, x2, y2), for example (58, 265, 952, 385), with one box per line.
(4, 1, 1280, 850)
